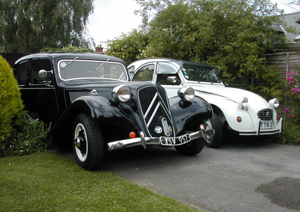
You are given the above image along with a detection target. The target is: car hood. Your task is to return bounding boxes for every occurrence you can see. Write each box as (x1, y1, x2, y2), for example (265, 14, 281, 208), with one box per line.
(190, 84, 270, 107)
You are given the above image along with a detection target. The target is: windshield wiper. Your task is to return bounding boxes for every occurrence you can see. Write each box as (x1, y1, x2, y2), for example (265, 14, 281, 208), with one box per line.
(62, 57, 78, 69)
(94, 58, 110, 71)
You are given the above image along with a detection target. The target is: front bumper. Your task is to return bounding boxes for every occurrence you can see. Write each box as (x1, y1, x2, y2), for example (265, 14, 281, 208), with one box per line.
(107, 126, 215, 151)
(238, 118, 283, 136)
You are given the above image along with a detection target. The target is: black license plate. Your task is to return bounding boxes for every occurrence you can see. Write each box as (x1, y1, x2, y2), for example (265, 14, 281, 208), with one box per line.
(160, 134, 191, 146)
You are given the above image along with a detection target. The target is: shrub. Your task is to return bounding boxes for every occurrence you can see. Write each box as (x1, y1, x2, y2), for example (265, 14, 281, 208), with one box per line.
(278, 106, 300, 145)
(286, 69, 300, 98)
(1, 113, 51, 157)
(277, 69, 300, 145)
(0, 55, 24, 142)
(0, 55, 51, 157)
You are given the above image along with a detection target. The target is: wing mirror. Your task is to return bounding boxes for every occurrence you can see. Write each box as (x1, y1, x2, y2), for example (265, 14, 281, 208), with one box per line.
(38, 69, 48, 79)
(167, 76, 178, 84)
(38, 69, 53, 85)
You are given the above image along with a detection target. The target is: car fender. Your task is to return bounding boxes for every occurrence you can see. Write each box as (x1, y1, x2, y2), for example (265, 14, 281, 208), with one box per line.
(162, 86, 255, 132)
(169, 96, 212, 134)
(193, 88, 282, 134)
(194, 89, 255, 130)
(53, 95, 140, 133)
(208, 98, 254, 131)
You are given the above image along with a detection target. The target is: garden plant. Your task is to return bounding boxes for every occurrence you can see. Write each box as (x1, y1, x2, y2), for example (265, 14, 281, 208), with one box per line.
(0, 55, 50, 157)
(278, 68, 300, 144)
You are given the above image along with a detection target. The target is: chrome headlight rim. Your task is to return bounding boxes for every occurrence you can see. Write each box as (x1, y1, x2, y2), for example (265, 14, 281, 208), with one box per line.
(112, 85, 132, 103)
(178, 86, 195, 102)
(238, 97, 248, 109)
(269, 98, 279, 108)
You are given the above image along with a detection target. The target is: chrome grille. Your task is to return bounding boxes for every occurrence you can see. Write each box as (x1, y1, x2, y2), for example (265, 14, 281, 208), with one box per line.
(138, 86, 174, 137)
(258, 109, 273, 121)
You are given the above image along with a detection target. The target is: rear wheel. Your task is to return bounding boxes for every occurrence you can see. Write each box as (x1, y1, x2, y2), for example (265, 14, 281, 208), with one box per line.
(205, 113, 223, 148)
(72, 113, 104, 170)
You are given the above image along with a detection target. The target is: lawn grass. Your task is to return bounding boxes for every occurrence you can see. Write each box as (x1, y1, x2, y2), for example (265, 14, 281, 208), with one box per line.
(0, 152, 200, 212)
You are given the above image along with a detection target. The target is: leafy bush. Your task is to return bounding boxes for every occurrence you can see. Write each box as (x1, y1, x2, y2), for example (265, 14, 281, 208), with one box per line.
(277, 69, 300, 145)
(286, 69, 300, 98)
(278, 103, 300, 145)
(278, 120, 300, 145)
(0, 55, 51, 157)
(1, 113, 51, 157)
(0, 55, 24, 142)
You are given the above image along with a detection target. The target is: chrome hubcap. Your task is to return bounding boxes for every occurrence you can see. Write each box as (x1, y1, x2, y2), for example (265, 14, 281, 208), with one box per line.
(74, 123, 88, 162)
(205, 119, 214, 143)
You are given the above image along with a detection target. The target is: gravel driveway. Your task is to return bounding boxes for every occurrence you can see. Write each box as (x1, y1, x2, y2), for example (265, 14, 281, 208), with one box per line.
(101, 137, 300, 212)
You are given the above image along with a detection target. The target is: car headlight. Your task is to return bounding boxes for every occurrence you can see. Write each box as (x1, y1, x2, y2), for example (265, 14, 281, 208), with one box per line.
(112, 85, 131, 102)
(269, 98, 279, 108)
(238, 97, 248, 109)
(178, 87, 195, 102)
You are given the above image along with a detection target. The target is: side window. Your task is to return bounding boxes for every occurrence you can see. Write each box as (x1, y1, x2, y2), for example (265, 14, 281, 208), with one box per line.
(132, 64, 154, 81)
(155, 62, 181, 85)
(14, 61, 30, 86)
(30, 59, 53, 85)
(156, 62, 177, 74)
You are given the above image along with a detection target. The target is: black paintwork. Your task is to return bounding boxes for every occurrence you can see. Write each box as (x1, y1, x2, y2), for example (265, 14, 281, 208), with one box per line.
(13, 52, 212, 144)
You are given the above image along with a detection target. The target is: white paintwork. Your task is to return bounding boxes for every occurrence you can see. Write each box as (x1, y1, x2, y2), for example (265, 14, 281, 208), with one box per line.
(129, 58, 282, 136)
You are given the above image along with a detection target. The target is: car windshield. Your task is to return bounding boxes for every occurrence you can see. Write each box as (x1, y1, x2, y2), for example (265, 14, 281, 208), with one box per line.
(181, 66, 222, 83)
(58, 59, 128, 81)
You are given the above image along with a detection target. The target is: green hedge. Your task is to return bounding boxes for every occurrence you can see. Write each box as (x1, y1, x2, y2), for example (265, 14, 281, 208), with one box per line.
(0, 55, 24, 142)
(0, 55, 51, 157)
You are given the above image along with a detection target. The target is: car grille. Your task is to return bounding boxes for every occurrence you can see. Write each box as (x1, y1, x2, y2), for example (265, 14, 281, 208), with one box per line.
(257, 109, 273, 121)
(138, 86, 174, 137)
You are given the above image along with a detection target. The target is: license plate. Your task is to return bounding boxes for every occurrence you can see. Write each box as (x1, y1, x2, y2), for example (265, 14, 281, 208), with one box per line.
(260, 121, 274, 129)
(160, 134, 191, 146)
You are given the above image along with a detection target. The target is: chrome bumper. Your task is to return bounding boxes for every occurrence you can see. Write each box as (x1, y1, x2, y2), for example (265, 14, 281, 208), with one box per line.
(238, 118, 283, 136)
(107, 126, 215, 151)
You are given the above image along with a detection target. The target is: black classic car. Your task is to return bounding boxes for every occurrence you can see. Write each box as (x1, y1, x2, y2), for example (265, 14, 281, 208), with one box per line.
(13, 53, 214, 170)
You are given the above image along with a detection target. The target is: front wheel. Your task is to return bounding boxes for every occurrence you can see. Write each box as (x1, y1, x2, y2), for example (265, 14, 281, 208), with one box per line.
(72, 113, 104, 170)
(175, 136, 205, 156)
(205, 113, 223, 148)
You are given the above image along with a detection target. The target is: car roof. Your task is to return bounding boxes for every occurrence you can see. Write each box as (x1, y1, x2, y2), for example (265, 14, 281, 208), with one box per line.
(15, 52, 126, 66)
(129, 58, 215, 69)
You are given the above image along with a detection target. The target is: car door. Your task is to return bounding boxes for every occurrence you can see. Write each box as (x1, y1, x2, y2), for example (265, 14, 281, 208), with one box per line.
(14, 58, 59, 124)
(131, 63, 155, 81)
(154, 62, 183, 98)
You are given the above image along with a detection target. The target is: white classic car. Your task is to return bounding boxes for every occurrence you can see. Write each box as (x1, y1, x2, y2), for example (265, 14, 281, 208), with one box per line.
(128, 58, 283, 148)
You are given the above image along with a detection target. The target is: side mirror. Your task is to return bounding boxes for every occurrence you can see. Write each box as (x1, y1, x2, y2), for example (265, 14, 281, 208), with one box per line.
(37, 69, 52, 85)
(167, 76, 178, 84)
(38, 69, 48, 79)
